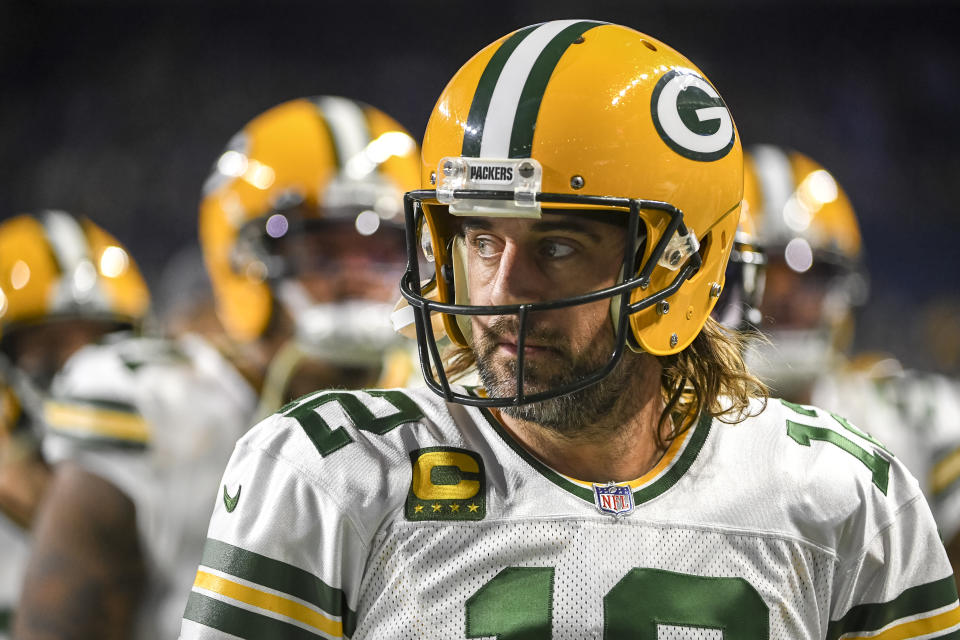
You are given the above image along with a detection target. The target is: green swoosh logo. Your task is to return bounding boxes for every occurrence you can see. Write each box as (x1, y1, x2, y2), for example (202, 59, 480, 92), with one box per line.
(223, 484, 241, 513)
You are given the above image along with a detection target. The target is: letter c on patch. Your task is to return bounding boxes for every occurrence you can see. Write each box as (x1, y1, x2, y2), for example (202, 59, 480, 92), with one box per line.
(412, 450, 481, 500)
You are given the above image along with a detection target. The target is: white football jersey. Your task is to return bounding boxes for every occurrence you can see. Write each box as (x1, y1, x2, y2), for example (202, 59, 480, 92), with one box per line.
(812, 366, 960, 542)
(0, 510, 28, 640)
(179, 386, 957, 639)
(43, 333, 258, 640)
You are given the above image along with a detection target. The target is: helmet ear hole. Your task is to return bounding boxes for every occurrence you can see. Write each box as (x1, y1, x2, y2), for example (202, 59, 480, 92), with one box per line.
(691, 230, 712, 278)
(450, 237, 473, 344)
(632, 221, 649, 277)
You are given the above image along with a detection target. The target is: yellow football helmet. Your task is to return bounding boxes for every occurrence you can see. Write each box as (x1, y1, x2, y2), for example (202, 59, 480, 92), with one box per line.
(742, 144, 868, 393)
(399, 20, 743, 406)
(199, 96, 420, 345)
(0, 211, 150, 349)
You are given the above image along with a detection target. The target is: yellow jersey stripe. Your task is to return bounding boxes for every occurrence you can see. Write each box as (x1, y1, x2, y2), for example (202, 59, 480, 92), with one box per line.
(842, 602, 960, 640)
(193, 570, 343, 637)
(44, 401, 150, 443)
(932, 447, 960, 495)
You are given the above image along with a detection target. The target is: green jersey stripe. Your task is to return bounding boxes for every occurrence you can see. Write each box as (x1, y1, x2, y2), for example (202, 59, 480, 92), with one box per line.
(508, 20, 602, 158)
(477, 404, 590, 501)
(825, 574, 959, 639)
(0, 608, 10, 633)
(461, 25, 538, 158)
(183, 591, 335, 640)
(478, 405, 710, 505)
(200, 537, 356, 631)
(633, 412, 712, 503)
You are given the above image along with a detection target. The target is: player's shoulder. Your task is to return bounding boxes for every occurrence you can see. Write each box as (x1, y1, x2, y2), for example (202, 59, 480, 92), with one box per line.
(726, 396, 921, 511)
(240, 385, 450, 461)
(233, 386, 460, 501)
(45, 332, 252, 451)
(55, 333, 187, 391)
(43, 333, 180, 448)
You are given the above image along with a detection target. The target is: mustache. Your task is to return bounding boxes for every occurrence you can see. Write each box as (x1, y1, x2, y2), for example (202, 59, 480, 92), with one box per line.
(475, 315, 570, 357)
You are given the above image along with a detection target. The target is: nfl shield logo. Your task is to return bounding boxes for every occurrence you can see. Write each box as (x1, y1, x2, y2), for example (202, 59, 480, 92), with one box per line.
(593, 482, 635, 517)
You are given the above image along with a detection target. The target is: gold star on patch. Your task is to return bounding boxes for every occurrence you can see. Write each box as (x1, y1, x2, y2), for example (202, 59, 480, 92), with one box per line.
(449, 504, 460, 512)
(432, 503, 442, 512)
(468, 504, 479, 512)
(414, 505, 424, 513)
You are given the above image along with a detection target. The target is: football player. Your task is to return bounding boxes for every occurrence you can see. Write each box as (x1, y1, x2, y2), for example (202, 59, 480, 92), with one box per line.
(14, 97, 420, 640)
(0, 374, 32, 640)
(179, 21, 957, 639)
(742, 143, 960, 587)
(0, 210, 150, 639)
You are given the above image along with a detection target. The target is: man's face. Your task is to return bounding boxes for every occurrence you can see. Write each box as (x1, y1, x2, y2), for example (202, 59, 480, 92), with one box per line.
(759, 257, 832, 331)
(261, 217, 412, 401)
(274, 218, 408, 305)
(462, 211, 640, 431)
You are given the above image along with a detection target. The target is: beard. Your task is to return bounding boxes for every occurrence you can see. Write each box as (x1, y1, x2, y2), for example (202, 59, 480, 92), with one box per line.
(473, 315, 643, 437)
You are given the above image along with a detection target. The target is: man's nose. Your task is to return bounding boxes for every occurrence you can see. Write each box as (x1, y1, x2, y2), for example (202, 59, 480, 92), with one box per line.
(487, 242, 545, 306)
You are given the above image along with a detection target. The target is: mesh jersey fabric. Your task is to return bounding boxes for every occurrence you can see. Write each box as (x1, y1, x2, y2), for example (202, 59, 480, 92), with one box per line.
(179, 386, 957, 639)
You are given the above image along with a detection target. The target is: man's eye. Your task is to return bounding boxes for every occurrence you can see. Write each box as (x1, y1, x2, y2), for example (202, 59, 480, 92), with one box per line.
(541, 241, 575, 259)
(473, 236, 498, 258)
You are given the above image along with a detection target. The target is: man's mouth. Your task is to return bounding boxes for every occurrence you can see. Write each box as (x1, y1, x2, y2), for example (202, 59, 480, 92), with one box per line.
(494, 337, 563, 357)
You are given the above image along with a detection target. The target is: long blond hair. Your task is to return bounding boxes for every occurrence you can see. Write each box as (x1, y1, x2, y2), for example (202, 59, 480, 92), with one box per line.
(441, 315, 767, 444)
(657, 316, 767, 447)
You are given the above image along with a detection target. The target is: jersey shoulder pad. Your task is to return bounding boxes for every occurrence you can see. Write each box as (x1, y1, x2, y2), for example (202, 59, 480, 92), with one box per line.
(43, 336, 183, 449)
(770, 397, 910, 492)
(235, 387, 440, 523)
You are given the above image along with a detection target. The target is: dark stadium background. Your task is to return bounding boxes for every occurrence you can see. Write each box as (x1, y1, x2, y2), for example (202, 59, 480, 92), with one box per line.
(2, 0, 958, 374)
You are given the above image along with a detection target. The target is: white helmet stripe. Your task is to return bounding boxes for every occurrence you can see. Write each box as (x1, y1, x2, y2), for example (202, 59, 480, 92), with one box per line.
(751, 144, 797, 238)
(42, 211, 111, 312)
(42, 210, 91, 271)
(479, 20, 581, 159)
(316, 96, 372, 169)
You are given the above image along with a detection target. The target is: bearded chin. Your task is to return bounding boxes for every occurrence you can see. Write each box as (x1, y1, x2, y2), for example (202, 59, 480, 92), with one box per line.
(474, 326, 635, 436)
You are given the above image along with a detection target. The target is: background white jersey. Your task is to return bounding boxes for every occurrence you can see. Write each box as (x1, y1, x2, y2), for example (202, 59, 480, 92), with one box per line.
(179, 386, 957, 639)
(43, 333, 257, 640)
(0, 511, 28, 640)
(812, 364, 960, 542)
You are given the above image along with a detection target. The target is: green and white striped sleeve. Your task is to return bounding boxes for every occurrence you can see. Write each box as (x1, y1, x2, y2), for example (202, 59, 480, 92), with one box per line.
(179, 419, 368, 640)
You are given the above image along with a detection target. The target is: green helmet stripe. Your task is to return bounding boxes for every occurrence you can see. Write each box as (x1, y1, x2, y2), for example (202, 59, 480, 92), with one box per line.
(461, 24, 538, 158)
(508, 20, 603, 158)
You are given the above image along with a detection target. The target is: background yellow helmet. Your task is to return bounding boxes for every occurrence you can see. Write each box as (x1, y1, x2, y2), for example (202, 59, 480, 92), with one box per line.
(743, 144, 869, 393)
(712, 151, 770, 331)
(199, 96, 421, 344)
(0, 210, 150, 346)
(747, 144, 862, 270)
(401, 20, 742, 405)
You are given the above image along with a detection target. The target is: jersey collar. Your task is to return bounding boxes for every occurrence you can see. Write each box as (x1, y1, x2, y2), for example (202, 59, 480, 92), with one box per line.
(475, 403, 712, 506)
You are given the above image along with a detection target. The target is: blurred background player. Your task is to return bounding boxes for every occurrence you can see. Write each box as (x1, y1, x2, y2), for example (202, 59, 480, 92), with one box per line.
(0, 210, 150, 637)
(0, 374, 32, 640)
(0, 211, 150, 391)
(737, 143, 960, 583)
(14, 96, 421, 640)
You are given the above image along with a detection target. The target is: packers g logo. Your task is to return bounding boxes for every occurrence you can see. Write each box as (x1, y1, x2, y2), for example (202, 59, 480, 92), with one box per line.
(651, 69, 735, 162)
(406, 447, 486, 521)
